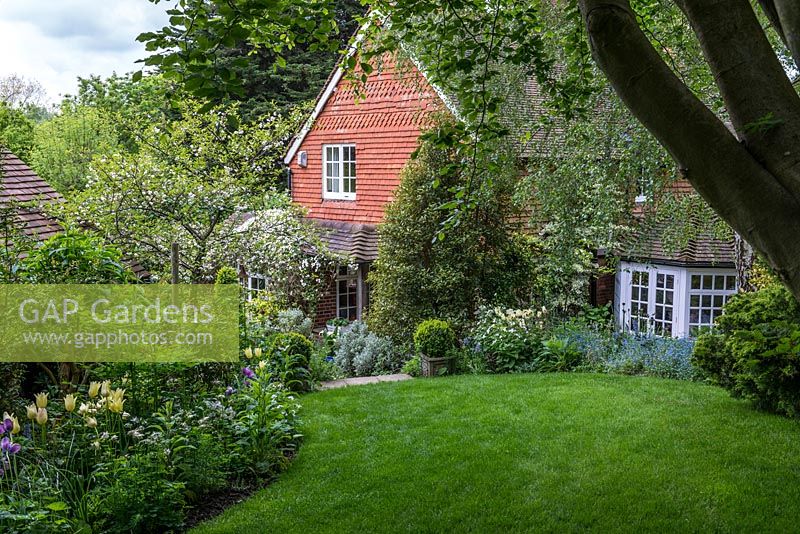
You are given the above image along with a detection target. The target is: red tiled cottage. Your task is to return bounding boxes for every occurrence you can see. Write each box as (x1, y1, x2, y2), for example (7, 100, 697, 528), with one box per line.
(280, 54, 443, 327)
(279, 52, 736, 336)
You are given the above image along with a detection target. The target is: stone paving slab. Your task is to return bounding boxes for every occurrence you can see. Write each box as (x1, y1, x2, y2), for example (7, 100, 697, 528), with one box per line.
(320, 373, 412, 390)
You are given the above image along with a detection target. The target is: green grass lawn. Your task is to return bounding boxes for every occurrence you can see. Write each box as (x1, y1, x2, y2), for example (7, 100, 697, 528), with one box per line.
(194, 374, 800, 533)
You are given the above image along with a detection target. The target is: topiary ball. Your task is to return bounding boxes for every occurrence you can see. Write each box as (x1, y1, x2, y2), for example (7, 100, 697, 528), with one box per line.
(413, 319, 457, 359)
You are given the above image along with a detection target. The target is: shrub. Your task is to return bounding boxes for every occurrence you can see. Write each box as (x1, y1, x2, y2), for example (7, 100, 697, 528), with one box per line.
(215, 265, 239, 285)
(692, 285, 800, 417)
(453, 347, 488, 375)
(368, 139, 539, 342)
(90, 455, 186, 533)
(414, 320, 457, 360)
(21, 228, 135, 283)
(0, 363, 27, 414)
(401, 354, 421, 377)
(266, 332, 314, 391)
(533, 337, 584, 372)
(244, 302, 313, 348)
(469, 307, 546, 373)
(334, 321, 403, 377)
(309, 351, 345, 383)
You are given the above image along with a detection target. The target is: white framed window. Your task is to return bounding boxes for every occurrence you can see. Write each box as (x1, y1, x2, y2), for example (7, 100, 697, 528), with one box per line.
(629, 270, 650, 334)
(687, 272, 737, 336)
(617, 262, 737, 338)
(323, 144, 356, 200)
(246, 275, 267, 301)
(336, 265, 359, 320)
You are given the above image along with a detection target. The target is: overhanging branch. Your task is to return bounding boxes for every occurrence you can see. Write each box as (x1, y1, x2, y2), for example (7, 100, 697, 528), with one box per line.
(577, 0, 800, 289)
(675, 0, 800, 203)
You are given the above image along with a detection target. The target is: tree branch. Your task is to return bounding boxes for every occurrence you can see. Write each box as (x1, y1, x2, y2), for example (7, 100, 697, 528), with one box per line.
(674, 0, 800, 203)
(774, 0, 800, 67)
(578, 0, 800, 294)
(757, 0, 788, 45)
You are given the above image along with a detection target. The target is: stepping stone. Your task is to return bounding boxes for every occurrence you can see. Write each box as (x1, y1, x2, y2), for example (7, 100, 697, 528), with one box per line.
(320, 373, 412, 390)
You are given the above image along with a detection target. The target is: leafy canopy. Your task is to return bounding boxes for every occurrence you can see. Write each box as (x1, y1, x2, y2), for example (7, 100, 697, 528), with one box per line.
(62, 99, 305, 282)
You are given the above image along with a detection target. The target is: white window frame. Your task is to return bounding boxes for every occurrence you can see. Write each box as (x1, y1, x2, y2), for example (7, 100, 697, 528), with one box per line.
(246, 274, 268, 301)
(336, 265, 360, 321)
(686, 271, 738, 336)
(616, 262, 737, 338)
(322, 144, 356, 201)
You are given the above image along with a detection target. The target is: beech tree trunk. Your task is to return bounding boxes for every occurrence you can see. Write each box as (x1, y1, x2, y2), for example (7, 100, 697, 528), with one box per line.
(578, 0, 800, 301)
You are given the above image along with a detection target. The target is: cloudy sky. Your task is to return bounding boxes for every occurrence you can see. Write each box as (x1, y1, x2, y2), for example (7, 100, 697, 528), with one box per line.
(0, 0, 170, 104)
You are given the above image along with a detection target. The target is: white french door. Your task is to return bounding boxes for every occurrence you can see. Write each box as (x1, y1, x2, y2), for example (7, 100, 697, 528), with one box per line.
(623, 265, 682, 337)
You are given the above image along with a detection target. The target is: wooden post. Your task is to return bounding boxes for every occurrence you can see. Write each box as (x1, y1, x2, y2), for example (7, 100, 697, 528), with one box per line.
(171, 242, 180, 284)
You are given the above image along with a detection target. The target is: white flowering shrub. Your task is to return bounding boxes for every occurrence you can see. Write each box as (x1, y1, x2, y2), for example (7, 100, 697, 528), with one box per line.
(238, 208, 337, 311)
(469, 306, 549, 373)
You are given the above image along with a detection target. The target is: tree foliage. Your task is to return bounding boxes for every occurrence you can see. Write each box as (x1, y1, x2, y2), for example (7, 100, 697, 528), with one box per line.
(137, 0, 344, 104)
(368, 139, 539, 341)
(0, 75, 48, 111)
(0, 103, 35, 161)
(138, 0, 800, 302)
(63, 73, 182, 151)
(29, 105, 119, 194)
(62, 100, 310, 284)
(20, 228, 135, 284)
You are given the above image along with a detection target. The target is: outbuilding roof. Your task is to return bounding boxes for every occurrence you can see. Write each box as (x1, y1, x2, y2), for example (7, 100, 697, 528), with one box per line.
(1, 149, 63, 242)
(621, 220, 735, 268)
(311, 218, 379, 263)
(1, 149, 149, 278)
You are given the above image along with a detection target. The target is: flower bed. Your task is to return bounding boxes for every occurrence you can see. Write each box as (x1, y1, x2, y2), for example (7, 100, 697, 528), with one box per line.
(0, 363, 300, 533)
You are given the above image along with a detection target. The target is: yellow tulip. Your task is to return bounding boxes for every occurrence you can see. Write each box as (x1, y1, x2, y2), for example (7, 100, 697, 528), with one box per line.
(88, 381, 101, 398)
(110, 388, 125, 403)
(244, 347, 253, 359)
(34, 392, 48, 409)
(254, 347, 262, 359)
(258, 360, 267, 370)
(100, 380, 111, 398)
(26, 403, 37, 420)
(78, 403, 89, 416)
(107, 398, 125, 414)
(35, 408, 47, 426)
(86, 417, 97, 428)
(64, 394, 77, 413)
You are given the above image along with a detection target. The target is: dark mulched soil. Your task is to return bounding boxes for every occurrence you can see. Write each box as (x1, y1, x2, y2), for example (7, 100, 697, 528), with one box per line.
(184, 486, 259, 530)
(183, 452, 296, 531)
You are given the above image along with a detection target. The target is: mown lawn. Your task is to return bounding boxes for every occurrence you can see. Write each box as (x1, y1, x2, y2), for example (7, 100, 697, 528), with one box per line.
(193, 374, 800, 533)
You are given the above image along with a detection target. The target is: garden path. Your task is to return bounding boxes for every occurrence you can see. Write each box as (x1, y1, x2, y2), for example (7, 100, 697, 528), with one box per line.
(320, 374, 412, 390)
